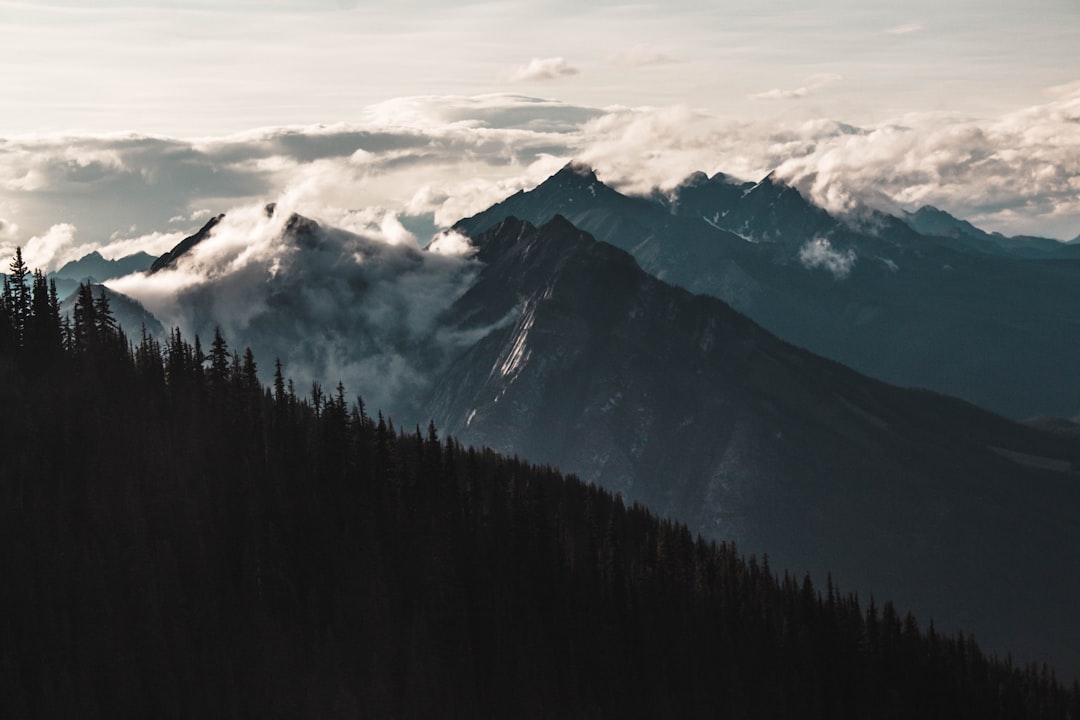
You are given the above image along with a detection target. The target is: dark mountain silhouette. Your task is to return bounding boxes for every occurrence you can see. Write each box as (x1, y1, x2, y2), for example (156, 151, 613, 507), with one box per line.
(430, 215, 1080, 677)
(53, 250, 157, 283)
(2, 277, 1078, 717)
(904, 205, 1079, 258)
(457, 164, 1080, 419)
(148, 213, 224, 273)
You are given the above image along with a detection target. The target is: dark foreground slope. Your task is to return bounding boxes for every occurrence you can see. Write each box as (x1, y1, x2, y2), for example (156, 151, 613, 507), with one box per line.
(1, 283, 1077, 718)
(429, 216, 1080, 677)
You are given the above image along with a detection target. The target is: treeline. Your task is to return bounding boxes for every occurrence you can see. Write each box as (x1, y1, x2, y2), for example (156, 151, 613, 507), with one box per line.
(1, 250, 1078, 718)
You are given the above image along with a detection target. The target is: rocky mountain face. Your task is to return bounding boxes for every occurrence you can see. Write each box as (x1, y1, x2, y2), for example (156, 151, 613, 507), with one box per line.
(149, 214, 225, 274)
(457, 164, 1080, 420)
(427, 215, 1080, 676)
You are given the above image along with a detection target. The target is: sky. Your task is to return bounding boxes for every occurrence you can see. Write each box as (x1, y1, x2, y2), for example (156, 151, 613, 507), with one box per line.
(1, 0, 1078, 268)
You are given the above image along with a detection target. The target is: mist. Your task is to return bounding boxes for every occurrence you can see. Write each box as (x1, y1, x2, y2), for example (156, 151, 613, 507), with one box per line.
(110, 200, 487, 423)
(3, 90, 1078, 273)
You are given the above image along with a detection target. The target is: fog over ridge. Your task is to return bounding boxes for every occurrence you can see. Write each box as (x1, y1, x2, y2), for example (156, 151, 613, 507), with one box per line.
(2, 90, 1078, 273)
(109, 199, 489, 422)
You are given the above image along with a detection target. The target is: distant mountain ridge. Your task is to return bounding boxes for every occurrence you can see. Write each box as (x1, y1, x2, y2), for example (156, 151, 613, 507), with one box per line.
(457, 163, 1080, 419)
(53, 250, 157, 283)
(903, 205, 1080, 258)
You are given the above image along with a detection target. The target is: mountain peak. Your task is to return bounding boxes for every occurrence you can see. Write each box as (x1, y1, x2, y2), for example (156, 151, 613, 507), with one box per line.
(676, 171, 710, 190)
(556, 160, 599, 182)
(149, 213, 224, 274)
(910, 205, 953, 221)
(756, 170, 786, 188)
(283, 212, 321, 246)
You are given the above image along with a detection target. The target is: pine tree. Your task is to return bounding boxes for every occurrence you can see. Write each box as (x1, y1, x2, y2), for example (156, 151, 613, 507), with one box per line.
(72, 282, 99, 353)
(273, 358, 286, 404)
(0, 276, 13, 356)
(209, 326, 229, 387)
(24, 270, 62, 366)
(5, 247, 30, 347)
(93, 287, 119, 342)
(241, 347, 258, 393)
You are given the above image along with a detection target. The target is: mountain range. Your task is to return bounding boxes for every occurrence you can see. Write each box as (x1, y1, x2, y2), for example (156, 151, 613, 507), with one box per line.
(427, 214, 1080, 676)
(456, 163, 1080, 420)
(32, 163, 1080, 676)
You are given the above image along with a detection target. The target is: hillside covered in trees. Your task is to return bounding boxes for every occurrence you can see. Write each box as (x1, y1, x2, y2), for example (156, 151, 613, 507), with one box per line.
(1, 249, 1078, 718)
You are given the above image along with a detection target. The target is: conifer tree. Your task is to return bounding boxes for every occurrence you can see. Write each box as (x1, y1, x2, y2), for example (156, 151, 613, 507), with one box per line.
(0, 276, 13, 354)
(72, 282, 99, 353)
(273, 357, 286, 404)
(209, 326, 229, 387)
(24, 270, 62, 366)
(93, 287, 119, 343)
(5, 247, 30, 347)
(242, 347, 258, 393)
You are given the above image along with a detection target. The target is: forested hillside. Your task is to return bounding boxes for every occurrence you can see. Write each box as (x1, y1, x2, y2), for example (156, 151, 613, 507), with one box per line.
(1, 250, 1078, 718)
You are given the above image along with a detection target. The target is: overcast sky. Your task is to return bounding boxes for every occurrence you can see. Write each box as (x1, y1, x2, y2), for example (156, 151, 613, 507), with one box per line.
(3, 0, 1077, 135)
(1, 0, 1078, 263)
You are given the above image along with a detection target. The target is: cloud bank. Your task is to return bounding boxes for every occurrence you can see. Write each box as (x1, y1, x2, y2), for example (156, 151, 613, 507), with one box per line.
(1, 87, 1078, 271)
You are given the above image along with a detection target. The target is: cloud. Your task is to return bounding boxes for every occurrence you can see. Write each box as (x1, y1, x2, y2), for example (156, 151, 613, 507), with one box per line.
(753, 86, 810, 101)
(427, 230, 476, 257)
(751, 73, 843, 101)
(508, 57, 580, 83)
(885, 23, 924, 35)
(98, 230, 191, 262)
(606, 44, 676, 67)
(22, 223, 79, 271)
(771, 87, 1080, 236)
(798, 238, 856, 279)
(0, 218, 19, 243)
(2, 88, 1078, 272)
(109, 199, 486, 421)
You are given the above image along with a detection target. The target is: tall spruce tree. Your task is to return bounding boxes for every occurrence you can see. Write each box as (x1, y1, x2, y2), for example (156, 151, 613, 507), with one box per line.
(5, 247, 30, 348)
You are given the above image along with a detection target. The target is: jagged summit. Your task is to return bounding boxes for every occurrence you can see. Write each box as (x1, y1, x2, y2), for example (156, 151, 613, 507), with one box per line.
(452, 161, 654, 241)
(282, 211, 321, 247)
(53, 249, 158, 284)
(149, 209, 327, 275)
(149, 213, 225, 274)
(556, 160, 599, 182)
(679, 170, 710, 188)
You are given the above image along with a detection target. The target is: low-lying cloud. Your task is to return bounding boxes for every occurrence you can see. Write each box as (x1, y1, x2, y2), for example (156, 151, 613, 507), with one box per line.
(1, 87, 1078, 273)
(23, 223, 78, 271)
(109, 199, 485, 423)
(798, 238, 857, 279)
